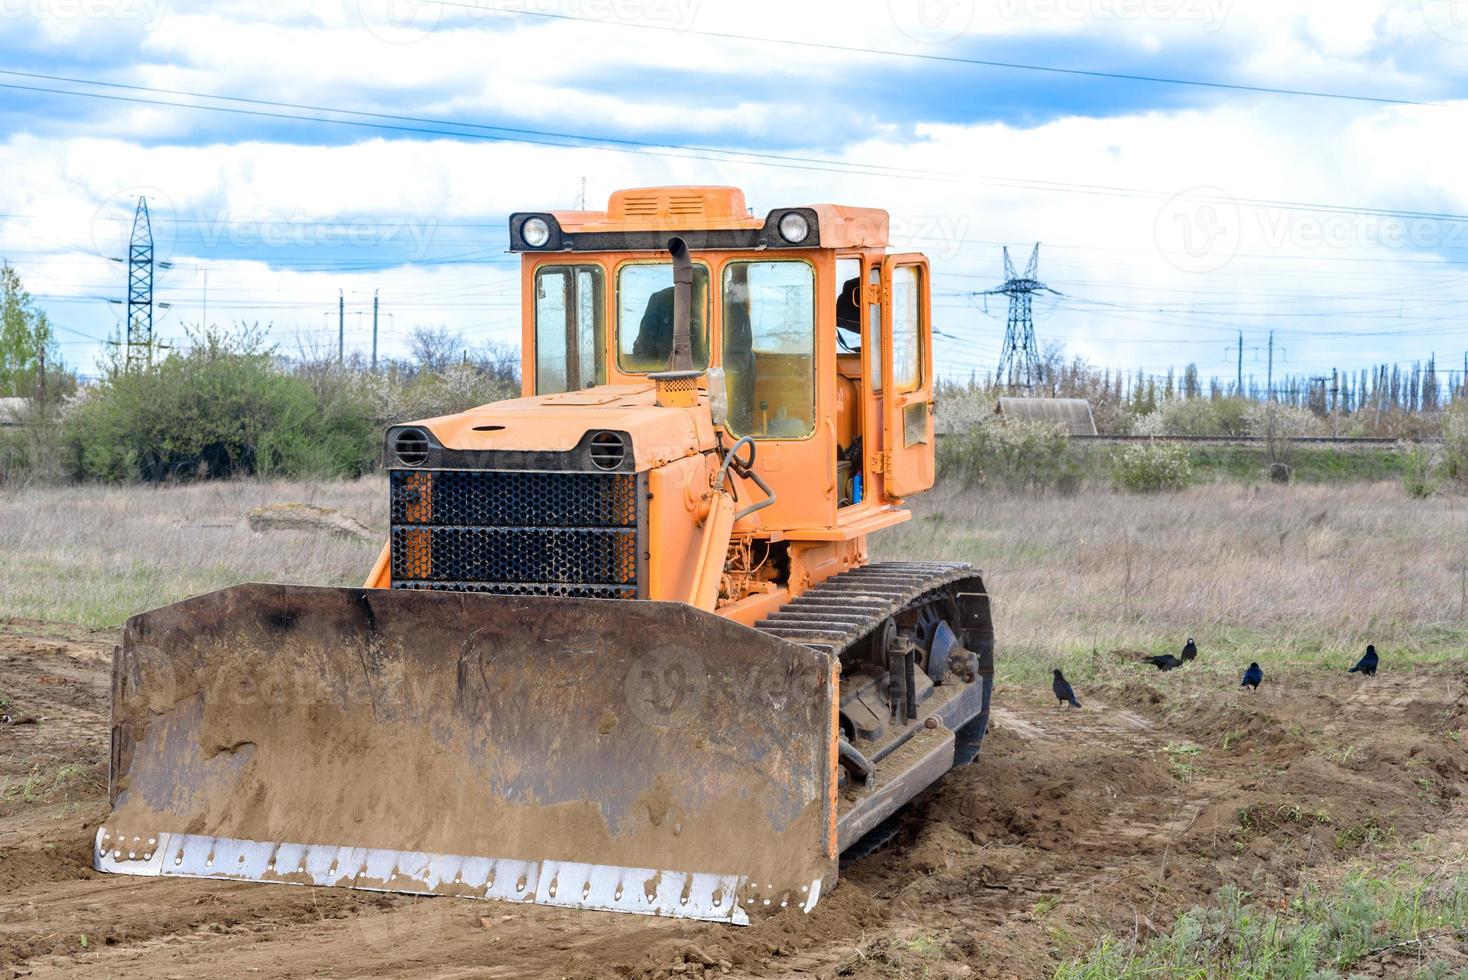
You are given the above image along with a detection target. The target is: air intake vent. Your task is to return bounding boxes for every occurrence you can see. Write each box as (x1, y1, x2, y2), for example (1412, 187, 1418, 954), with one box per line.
(622, 196, 660, 216)
(392, 428, 430, 467)
(588, 431, 627, 470)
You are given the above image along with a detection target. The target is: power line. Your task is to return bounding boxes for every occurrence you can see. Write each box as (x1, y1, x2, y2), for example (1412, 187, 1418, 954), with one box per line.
(0, 71, 951, 182)
(7, 71, 1468, 228)
(437, 2, 1461, 111)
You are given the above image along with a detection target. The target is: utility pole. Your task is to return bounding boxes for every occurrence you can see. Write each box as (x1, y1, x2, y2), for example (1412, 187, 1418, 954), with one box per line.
(1236, 332, 1243, 396)
(338, 289, 345, 365)
(37, 343, 46, 410)
(372, 290, 380, 372)
(1266, 330, 1275, 402)
(1225, 331, 1244, 396)
(1330, 368, 1341, 436)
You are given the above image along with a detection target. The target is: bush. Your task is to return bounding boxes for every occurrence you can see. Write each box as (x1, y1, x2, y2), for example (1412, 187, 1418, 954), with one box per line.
(1443, 400, 1468, 486)
(1123, 397, 1252, 439)
(1245, 401, 1324, 472)
(1156, 398, 1219, 436)
(939, 414, 1085, 493)
(0, 417, 66, 487)
(61, 326, 378, 482)
(350, 361, 520, 427)
(1111, 440, 1193, 493)
(1400, 442, 1441, 499)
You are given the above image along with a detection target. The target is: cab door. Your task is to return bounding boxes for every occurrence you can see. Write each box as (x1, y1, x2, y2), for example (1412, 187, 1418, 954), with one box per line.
(880, 254, 935, 497)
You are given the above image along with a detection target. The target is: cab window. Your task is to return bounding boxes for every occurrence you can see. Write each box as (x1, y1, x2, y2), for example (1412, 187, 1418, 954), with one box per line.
(868, 265, 882, 392)
(892, 265, 922, 392)
(722, 260, 816, 439)
(616, 262, 711, 373)
(534, 265, 604, 394)
(835, 257, 861, 356)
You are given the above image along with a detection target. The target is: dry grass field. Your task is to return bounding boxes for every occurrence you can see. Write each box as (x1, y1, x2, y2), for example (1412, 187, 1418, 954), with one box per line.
(880, 481, 1468, 679)
(0, 479, 385, 627)
(3, 476, 1462, 666)
(2, 477, 1466, 979)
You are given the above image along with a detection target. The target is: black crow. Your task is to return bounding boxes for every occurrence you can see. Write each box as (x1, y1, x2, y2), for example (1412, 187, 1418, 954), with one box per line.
(1052, 669, 1081, 708)
(1241, 662, 1263, 690)
(1143, 654, 1183, 671)
(1181, 638, 1198, 663)
(1348, 644, 1378, 676)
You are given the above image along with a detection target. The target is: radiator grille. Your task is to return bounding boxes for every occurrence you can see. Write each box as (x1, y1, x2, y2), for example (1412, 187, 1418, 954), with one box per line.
(389, 469, 643, 598)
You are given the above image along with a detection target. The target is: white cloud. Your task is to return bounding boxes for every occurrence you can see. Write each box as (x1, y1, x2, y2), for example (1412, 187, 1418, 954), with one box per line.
(1, 0, 1465, 382)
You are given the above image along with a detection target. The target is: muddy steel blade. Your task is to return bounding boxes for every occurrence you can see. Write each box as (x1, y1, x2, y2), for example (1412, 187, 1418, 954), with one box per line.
(98, 585, 839, 922)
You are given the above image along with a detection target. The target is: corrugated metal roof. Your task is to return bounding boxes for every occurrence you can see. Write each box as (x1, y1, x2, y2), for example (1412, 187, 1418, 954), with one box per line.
(995, 397, 1098, 436)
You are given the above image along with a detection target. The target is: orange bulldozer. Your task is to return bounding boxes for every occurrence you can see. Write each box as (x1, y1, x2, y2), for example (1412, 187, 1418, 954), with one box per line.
(97, 186, 994, 923)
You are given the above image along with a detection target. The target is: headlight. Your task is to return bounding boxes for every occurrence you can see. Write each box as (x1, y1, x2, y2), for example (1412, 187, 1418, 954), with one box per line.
(521, 216, 551, 248)
(777, 212, 810, 244)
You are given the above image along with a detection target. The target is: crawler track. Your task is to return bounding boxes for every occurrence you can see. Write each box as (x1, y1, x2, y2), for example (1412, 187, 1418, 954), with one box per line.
(752, 560, 983, 657)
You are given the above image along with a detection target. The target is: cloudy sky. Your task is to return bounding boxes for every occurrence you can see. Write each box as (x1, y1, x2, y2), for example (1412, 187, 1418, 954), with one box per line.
(1, 0, 1466, 385)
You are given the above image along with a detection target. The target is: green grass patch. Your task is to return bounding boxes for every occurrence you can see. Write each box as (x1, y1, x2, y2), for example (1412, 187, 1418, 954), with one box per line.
(1162, 743, 1203, 783)
(1236, 802, 1332, 834)
(1185, 445, 1408, 484)
(0, 762, 106, 808)
(1057, 873, 1468, 979)
(989, 623, 1468, 691)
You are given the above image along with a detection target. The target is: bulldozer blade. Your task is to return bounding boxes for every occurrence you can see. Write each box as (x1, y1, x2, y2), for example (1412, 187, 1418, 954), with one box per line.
(97, 585, 840, 923)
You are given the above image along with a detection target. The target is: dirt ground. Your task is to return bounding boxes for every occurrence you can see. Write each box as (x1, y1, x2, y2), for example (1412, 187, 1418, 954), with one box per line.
(2, 622, 1465, 979)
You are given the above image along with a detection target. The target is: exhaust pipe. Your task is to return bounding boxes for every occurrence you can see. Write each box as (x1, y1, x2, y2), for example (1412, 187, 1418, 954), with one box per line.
(667, 236, 693, 372)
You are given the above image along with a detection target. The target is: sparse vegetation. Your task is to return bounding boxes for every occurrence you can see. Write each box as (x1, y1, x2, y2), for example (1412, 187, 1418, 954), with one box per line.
(880, 481, 1468, 685)
(1334, 817, 1398, 850)
(1162, 742, 1203, 783)
(1401, 441, 1442, 499)
(1058, 875, 1468, 979)
(0, 762, 103, 808)
(1236, 802, 1332, 834)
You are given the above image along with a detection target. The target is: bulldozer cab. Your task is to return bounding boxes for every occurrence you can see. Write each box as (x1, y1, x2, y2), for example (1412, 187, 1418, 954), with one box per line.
(515, 186, 936, 535)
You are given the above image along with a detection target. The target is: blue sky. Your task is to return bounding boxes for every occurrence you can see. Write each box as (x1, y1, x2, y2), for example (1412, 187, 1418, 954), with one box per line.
(1, 0, 1467, 386)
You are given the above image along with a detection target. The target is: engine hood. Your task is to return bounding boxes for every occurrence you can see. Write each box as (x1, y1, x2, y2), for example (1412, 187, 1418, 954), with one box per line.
(395, 383, 718, 473)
